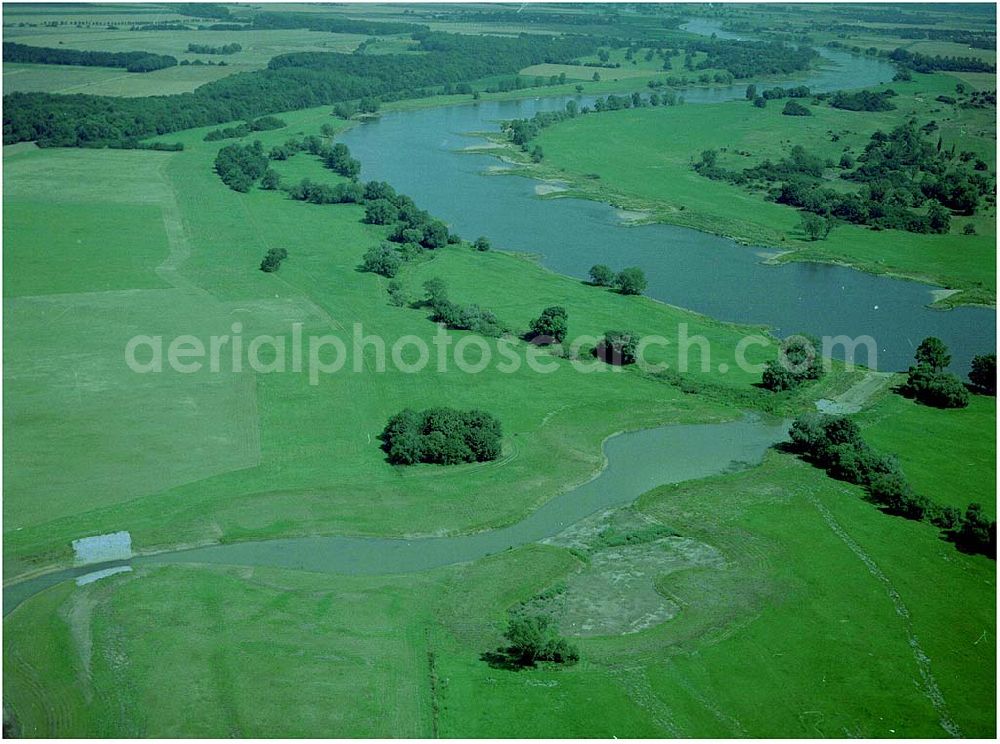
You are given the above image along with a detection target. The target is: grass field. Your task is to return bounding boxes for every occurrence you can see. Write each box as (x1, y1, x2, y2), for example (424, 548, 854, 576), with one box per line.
(5, 450, 994, 737)
(4, 105, 812, 576)
(526, 72, 996, 304)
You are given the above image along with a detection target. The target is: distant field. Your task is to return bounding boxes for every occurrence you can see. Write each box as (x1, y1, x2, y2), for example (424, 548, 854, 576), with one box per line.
(531, 72, 996, 299)
(3, 61, 239, 96)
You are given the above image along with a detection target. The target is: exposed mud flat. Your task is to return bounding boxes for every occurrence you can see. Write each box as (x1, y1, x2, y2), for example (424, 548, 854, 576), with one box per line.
(543, 508, 724, 636)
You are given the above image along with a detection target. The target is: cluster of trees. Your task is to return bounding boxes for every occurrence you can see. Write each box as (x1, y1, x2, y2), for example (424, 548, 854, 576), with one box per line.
(4, 30, 597, 147)
(381, 407, 502, 465)
(360, 181, 458, 250)
(360, 243, 405, 278)
(186, 42, 241, 55)
(259, 247, 288, 273)
(483, 72, 568, 94)
(969, 353, 996, 395)
(788, 413, 995, 557)
(323, 143, 362, 179)
(693, 120, 992, 234)
(203, 116, 286, 141)
(826, 89, 897, 112)
(594, 330, 639, 366)
(683, 37, 817, 79)
(761, 335, 824, 391)
(3, 41, 176, 72)
(588, 264, 648, 295)
(332, 98, 380, 119)
(899, 337, 973, 409)
(247, 9, 426, 36)
(214, 141, 268, 192)
(288, 179, 364, 205)
(422, 278, 507, 337)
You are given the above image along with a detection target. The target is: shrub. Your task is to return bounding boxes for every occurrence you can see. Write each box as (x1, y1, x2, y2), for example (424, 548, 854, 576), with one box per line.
(953, 503, 997, 557)
(761, 335, 824, 391)
(259, 247, 288, 273)
(528, 306, 568, 344)
(782, 100, 812, 116)
(381, 408, 502, 465)
(474, 236, 491, 252)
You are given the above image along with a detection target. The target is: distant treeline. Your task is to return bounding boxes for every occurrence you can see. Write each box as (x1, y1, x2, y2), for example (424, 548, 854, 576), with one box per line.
(203, 115, 286, 141)
(3, 31, 597, 147)
(2, 41, 177, 72)
(187, 42, 242, 55)
(826, 40, 996, 74)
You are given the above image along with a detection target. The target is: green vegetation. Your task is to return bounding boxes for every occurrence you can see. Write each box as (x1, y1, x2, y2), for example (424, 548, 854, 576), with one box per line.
(381, 408, 502, 465)
(2, 3, 994, 737)
(901, 337, 971, 409)
(3, 40, 177, 72)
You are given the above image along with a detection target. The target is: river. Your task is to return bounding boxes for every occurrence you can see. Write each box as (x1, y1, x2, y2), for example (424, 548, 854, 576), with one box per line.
(338, 22, 994, 374)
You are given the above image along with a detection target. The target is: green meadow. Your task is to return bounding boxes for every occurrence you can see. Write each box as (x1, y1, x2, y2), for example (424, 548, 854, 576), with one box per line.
(528, 73, 996, 304)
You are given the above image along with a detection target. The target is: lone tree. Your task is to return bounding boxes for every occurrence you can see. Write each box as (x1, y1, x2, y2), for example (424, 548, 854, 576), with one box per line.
(915, 336, 950, 372)
(588, 264, 615, 287)
(528, 306, 568, 344)
(260, 169, 280, 190)
(499, 614, 579, 667)
(615, 267, 648, 295)
(801, 212, 831, 241)
(473, 236, 491, 252)
(259, 247, 288, 272)
(969, 353, 996, 394)
(595, 330, 638, 365)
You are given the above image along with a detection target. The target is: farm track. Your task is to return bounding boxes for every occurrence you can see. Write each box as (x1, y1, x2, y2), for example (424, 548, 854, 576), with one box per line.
(808, 495, 962, 738)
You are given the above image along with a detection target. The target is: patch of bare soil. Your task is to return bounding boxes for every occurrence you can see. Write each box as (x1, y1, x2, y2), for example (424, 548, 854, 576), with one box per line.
(540, 508, 724, 636)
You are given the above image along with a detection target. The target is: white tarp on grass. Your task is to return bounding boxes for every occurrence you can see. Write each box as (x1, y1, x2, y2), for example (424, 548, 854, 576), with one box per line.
(71, 531, 132, 565)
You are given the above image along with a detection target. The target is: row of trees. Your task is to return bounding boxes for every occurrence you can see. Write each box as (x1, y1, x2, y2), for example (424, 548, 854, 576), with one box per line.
(787, 413, 995, 557)
(2, 41, 176, 72)
(203, 115, 286, 142)
(588, 264, 647, 295)
(187, 42, 241, 54)
(423, 278, 508, 337)
(381, 407, 502, 465)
